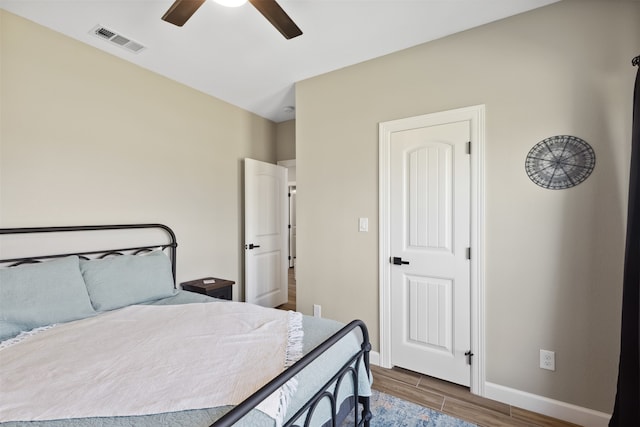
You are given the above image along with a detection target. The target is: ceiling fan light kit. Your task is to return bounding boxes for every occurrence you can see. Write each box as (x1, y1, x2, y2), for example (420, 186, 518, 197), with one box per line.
(213, 0, 248, 7)
(162, 0, 303, 39)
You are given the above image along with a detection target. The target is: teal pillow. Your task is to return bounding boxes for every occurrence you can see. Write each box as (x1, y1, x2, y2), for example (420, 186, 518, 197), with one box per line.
(0, 320, 28, 342)
(80, 250, 177, 311)
(0, 256, 96, 331)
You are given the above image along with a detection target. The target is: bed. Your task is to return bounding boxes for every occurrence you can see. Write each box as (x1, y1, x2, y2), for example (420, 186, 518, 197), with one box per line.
(0, 224, 372, 427)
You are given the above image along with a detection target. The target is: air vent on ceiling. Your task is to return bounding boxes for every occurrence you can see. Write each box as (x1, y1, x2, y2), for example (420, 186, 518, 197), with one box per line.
(90, 25, 146, 54)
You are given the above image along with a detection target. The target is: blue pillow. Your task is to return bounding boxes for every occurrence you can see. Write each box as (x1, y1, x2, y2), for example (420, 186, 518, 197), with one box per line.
(0, 320, 29, 342)
(0, 256, 96, 331)
(80, 250, 177, 311)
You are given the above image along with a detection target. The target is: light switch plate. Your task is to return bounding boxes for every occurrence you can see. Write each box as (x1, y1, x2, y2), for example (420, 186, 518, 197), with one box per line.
(359, 217, 368, 232)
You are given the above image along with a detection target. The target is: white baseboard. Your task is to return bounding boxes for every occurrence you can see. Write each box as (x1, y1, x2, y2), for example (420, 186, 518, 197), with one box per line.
(366, 355, 609, 426)
(369, 350, 380, 367)
(485, 382, 611, 427)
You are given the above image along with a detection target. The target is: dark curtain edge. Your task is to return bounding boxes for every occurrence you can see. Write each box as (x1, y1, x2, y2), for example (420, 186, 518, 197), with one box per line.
(609, 60, 640, 426)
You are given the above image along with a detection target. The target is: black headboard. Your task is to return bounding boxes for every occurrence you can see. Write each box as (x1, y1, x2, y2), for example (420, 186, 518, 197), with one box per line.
(0, 224, 178, 284)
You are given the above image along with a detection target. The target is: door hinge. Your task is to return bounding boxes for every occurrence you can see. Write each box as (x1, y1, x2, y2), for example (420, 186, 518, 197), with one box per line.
(466, 247, 471, 260)
(465, 350, 474, 365)
(466, 141, 471, 155)
(288, 255, 291, 261)
(288, 192, 291, 197)
(288, 224, 291, 229)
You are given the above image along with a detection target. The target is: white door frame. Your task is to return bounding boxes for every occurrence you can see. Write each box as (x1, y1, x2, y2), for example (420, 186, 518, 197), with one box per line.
(379, 105, 486, 396)
(278, 159, 297, 268)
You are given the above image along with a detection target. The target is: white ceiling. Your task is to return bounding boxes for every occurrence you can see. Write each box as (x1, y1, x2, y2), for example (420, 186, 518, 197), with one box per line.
(0, 0, 558, 122)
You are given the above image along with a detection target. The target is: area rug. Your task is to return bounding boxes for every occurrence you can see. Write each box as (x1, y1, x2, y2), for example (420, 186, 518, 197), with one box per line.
(342, 389, 477, 427)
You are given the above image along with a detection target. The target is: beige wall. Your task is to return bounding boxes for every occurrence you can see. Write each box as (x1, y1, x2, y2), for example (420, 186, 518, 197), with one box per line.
(0, 11, 277, 295)
(276, 119, 296, 161)
(296, 1, 639, 414)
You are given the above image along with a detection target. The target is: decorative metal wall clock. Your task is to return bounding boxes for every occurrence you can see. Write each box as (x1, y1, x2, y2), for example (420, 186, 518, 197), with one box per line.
(525, 135, 596, 190)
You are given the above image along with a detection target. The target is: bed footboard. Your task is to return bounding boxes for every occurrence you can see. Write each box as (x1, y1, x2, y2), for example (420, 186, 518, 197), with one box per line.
(212, 320, 372, 427)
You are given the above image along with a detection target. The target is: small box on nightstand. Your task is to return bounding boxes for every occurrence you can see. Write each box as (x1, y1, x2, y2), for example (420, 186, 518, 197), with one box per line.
(180, 277, 234, 301)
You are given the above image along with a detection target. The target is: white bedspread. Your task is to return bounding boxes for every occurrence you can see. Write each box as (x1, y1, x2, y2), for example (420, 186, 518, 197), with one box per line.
(0, 302, 303, 425)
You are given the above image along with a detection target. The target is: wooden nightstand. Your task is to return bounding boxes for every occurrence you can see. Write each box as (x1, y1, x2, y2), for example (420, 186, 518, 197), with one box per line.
(180, 277, 234, 300)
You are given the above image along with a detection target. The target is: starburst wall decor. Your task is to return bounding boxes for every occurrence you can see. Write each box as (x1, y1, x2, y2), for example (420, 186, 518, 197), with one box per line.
(525, 135, 596, 190)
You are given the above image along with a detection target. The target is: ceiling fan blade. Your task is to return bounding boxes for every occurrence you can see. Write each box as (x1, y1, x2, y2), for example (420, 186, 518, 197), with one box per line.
(249, 0, 303, 39)
(162, 0, 206, 27)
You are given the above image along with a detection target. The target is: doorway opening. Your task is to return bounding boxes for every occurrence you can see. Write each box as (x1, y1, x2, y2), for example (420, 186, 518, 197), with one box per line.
(277, 159, 297, 312)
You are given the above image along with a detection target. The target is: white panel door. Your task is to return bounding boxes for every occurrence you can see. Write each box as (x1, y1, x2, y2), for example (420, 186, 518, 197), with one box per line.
(390, 120, 471, 386)
(244, 158, 288, 307)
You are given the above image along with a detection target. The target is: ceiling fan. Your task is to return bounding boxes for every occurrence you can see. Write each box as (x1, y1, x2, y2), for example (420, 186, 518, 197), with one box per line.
(161, 0, 303, 39)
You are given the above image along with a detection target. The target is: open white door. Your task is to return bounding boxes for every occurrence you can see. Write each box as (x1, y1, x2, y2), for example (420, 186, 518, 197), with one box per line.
(244, 158, 288, 307)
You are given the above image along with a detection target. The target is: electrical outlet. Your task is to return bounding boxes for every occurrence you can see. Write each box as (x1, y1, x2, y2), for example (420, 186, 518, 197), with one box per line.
(313, 304, 322, 318)
(540, 349, 555, 371)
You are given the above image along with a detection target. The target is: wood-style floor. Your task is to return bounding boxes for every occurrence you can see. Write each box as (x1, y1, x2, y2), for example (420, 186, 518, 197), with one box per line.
(370, 365, 580, 427)
(277, 267, 581, 427)
(275, 266, 296, 311)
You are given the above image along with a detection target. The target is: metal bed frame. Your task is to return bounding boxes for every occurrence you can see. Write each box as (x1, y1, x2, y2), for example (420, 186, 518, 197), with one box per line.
(0, 224, 372, 427)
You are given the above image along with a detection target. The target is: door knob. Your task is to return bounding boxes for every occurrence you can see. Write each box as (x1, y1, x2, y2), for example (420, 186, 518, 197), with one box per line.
(246, 244, 261, 250)
(391, 257, 409, 265)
